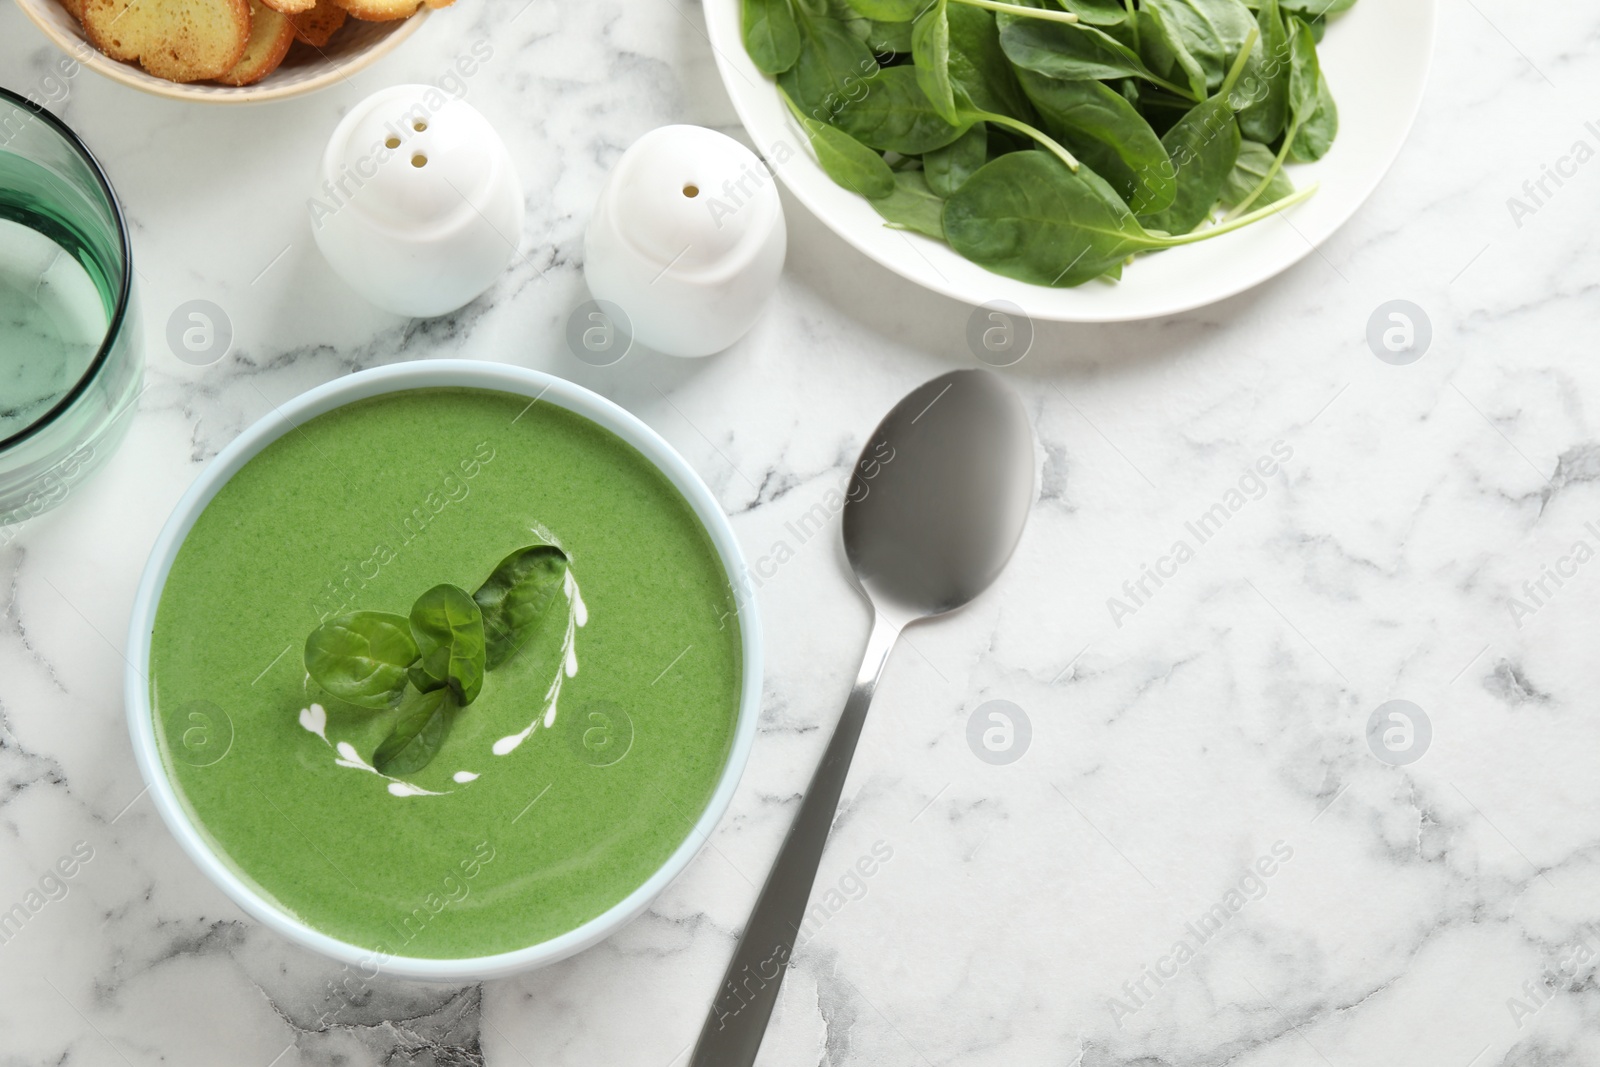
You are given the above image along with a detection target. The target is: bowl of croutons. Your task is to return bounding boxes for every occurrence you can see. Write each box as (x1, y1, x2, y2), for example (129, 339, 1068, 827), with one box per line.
(14, 0, 452, 102)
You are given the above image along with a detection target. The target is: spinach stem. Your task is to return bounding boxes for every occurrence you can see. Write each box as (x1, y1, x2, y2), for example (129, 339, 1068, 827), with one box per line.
(1218, 26, 1260, 100)
(952, 0, 1080, 25)
(1159, 182, 1319, 245)
(1124, 0, 1140, 53)
(1224, 114, 1301, 220)
(962, 109, 1080, 171)
(1143, 72, 1199, 102)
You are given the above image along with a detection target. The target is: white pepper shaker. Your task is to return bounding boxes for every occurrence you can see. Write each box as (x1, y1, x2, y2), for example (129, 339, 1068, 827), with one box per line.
(584, 125, 785, 358)
(310, 85, 524, 319)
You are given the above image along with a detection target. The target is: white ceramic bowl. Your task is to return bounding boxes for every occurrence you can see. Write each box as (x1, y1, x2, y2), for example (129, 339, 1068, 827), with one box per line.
(703, 0, 1437, 322)
(13, 0, 430, 104)
(124, 361, 763, 981)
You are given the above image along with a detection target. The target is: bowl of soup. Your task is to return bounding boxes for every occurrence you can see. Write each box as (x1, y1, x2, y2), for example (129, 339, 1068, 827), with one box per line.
(125, 360, 761, 981)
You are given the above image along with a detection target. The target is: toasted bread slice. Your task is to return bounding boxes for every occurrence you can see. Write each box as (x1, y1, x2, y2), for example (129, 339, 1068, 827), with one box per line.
(259, 0, 313, 15)
(215, 0, 294, 85)
(83, 0, 251, 82)
(329, 0, 414, 19)
(287, 0, 344, 46)
(324, 0, 448, 20)
(331, 0, 450, 20)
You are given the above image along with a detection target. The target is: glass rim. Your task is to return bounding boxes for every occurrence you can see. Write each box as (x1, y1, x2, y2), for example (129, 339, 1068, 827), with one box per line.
(0, 85, 134, 454)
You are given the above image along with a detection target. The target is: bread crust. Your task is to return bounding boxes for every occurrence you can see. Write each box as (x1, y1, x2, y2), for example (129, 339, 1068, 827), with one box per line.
(82, 0, 252, 82)
(330, 0, 451, 20)
(259, 0, 314, 15)
(216, 0, 295, 85)
(287, 0, 346, 47)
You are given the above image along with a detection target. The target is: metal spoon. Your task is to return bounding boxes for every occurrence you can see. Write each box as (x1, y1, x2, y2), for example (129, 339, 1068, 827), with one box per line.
(690, 369, 1035, 1066)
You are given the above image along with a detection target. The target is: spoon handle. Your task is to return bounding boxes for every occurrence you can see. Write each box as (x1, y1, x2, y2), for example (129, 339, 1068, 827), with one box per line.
(689, 612, 900, 1067)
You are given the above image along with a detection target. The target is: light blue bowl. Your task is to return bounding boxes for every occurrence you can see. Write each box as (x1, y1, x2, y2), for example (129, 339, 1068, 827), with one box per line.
(124, 360, 762, 981)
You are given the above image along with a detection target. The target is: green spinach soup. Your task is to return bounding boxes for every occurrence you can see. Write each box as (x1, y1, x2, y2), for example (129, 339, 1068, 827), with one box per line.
(149, 387, 742, 959)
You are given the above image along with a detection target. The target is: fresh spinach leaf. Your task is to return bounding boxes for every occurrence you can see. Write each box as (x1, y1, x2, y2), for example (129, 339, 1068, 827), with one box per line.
(913, 0, 959, 124)
(303, 612, 419, 710)
(744, 0, 802, 75)
(783, 88, 897, 197)
(1287, 67, 1337, 161)
(947, 4, 1034, 120)
(409, 584, 486, 704)
(1138, 94, 1240, 235)
(1057, 0, 1130, 26)
(865, 18, 914, 52)
(1276, 0, 1354, 15)
(1221, 139, 1293, 207)
(1220, 15, 1309, 216)
(372, 687, 457, 777)
(1000, 14, 1148, 83)
(946, 146, 1319, 285)
(1235, 0, 1288, 142)
(844, 0, 920, 20)
(834, 66, 972, 153)
(924, 123, 988, 196)
(1138, 23, 1253, 234)
(1138, 2, 1208, 100)
(778, 11, 880, 124)
(870, 170, 947, 237)
(945, 151, 1151, 286)
(1286, 14, 1321, 117)
(472, 545, 572, 670)
(1141, 0, 1256, 92)
(1016, 68, 1175, 214)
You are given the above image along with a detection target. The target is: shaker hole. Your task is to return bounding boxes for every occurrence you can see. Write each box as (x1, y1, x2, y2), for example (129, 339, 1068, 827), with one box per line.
(414, 120, 429, 132)
(683, 184, 699, 198)
(412, 153, 428, 168)
(386, 136, 401, 149)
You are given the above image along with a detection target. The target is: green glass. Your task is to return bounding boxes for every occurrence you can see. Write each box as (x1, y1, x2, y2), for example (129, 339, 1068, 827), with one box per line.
(0, 87, 142, 528)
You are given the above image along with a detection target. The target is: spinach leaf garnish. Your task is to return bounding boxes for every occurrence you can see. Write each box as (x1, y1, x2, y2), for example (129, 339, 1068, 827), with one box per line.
(409, 584, 487, 704)
(373, 687, 458, 777)
(301, 543, 571, 777)
(473, 545, 571, 670)
(303, 612, 419, 709)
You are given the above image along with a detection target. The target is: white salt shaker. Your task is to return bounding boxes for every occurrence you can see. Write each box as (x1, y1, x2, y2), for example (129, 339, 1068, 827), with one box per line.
(584, 125, 785, 358)
(310, 86, 524, 319)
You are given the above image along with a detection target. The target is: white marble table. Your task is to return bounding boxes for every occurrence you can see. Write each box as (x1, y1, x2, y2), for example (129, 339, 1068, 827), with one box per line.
(4, 1, 1600, 1064)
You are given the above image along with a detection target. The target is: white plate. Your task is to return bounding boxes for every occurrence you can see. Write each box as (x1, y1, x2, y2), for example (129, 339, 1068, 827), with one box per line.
(704, 0, 1436, 322)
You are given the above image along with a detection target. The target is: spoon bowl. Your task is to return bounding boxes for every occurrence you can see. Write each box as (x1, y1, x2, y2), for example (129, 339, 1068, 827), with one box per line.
(844, 370, 1035, 623)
